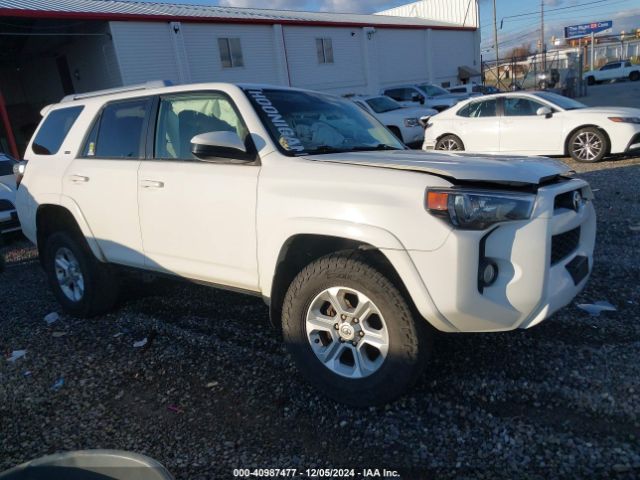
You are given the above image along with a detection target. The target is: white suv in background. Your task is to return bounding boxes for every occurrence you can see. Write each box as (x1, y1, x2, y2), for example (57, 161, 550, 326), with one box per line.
(349, 95, 437, 147)
(382, 84, 463, 111)
(16, 82, 596, 406)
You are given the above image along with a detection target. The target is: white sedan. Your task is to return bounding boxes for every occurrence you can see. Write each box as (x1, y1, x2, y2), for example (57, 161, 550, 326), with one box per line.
(422, 91, 640, 162)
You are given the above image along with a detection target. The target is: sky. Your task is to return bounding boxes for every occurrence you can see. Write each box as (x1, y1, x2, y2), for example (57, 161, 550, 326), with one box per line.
(149, 0, 640, 55)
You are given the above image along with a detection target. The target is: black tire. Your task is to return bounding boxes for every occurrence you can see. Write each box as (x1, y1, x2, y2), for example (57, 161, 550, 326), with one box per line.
(630, 71, 640, 82)
(387, 126, 403, 143)
(43, 231, 119, 317)
(281, 251, 432, 407)
(568, 127, 609, 163)
(435, 134, 465, 151)
(586, 76, 595, 86)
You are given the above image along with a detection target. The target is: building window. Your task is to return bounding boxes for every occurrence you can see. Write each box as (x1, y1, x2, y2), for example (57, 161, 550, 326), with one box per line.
(316, 38, 334, 64)
(218, 38, 244, 68)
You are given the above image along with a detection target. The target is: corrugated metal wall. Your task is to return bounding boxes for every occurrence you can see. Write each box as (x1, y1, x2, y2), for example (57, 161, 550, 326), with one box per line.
(107, 20, 479, 94)
(283, 26, 367, 92)
(377, 0, 479, 28)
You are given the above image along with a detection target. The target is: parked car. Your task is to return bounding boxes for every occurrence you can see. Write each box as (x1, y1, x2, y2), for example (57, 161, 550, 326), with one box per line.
(422, 91, 640, 163)
(382, 84, 464, 111)
(349, 95, 437, 147)
(16, 82, 596, 406)
(586, 60, 640, 85)
(0, 152, 20, 233)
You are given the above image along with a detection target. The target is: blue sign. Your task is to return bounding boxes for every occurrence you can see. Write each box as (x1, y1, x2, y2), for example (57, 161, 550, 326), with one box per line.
(564, 21, 613, 39)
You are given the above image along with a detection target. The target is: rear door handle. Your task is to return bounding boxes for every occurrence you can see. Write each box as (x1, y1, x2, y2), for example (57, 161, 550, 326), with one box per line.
(69, 174, 89, 183)
(140, 180, 165, 189)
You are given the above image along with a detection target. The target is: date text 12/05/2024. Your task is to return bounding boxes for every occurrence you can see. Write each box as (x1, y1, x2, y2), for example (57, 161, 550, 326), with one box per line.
(233, 468, 401, 478)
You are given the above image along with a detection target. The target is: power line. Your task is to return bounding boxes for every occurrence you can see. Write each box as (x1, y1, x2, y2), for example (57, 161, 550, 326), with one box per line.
(480, 0, 636, 31)
(501, 0, 610, 23)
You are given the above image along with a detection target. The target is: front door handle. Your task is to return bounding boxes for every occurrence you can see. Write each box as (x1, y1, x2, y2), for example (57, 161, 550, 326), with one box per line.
(69, 174, 89, 183)
(140, 180, 165, 189)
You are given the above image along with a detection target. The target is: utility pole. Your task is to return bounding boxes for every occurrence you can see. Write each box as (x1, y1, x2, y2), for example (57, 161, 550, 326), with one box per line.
(493, 0, 501, 88)
(540, 0, 546, 71)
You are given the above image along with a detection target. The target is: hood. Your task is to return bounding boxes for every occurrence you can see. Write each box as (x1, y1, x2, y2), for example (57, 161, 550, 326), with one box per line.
(304, 150, 572, 186)
(567, 106, 640, 116)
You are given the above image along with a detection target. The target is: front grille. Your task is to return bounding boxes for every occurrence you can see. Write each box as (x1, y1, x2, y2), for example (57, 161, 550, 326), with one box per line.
(551, 227, 580, 265)
(0, 199, 15, 212)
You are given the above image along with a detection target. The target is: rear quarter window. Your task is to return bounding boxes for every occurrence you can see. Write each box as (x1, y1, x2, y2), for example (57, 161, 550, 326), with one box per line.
(32, 106, 84, 155)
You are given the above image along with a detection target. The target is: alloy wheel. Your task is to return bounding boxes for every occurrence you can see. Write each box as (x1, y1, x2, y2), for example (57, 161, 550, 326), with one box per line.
(54, 247, 85, 302)
(305, 287, 389, 379)
(572, 131, 603, 162)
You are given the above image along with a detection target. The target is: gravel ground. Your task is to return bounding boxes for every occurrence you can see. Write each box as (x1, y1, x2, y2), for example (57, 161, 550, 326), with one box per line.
(1, 156, 639, 479)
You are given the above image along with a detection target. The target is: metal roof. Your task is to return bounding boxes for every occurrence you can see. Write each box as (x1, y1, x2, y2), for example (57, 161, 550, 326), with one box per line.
(0, 0, 474, 29)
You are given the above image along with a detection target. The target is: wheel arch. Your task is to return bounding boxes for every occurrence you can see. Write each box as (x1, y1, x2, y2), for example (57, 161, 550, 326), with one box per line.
(36, 201, 105, 264)
(564, 124, 611, 157)
(265, 227, 457, 334)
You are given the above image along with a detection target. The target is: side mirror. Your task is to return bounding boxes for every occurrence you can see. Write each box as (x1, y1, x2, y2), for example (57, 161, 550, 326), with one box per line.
(412, 94, 425, 105)
(191, 131, 251, 162)
(536, 106, 553, 118)
(419, 116, 431, 128)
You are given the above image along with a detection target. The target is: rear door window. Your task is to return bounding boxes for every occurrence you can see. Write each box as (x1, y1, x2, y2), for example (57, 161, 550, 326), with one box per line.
(84, 99, 150, 159)
(463, 99, 498, 118)
(32, 106, 84, 155)
(385, 88, 412, 102)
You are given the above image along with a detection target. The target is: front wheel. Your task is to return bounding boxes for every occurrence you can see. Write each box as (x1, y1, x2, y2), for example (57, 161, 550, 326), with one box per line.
(435, 134, 465, 151)
(281, 252, 431, 406)
(44, 231, 120, 317)
(568, 127, 608, 163)
(586, 76, 596, 86)
(630, 71, 640, 82)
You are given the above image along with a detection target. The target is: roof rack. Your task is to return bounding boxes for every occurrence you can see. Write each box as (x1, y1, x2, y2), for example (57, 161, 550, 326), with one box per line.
(60, 80, 173, 103)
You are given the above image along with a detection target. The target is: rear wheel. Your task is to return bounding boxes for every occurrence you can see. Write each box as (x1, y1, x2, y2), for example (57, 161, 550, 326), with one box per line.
(435, 134, 465, 151)
(568, 127, 608, 163)
(630, 71, 640, 82)
(281, 252, 431, 406)
(44, 231, 119, 317)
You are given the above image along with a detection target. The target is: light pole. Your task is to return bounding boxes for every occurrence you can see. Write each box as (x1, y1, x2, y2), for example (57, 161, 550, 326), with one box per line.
(493, 0, 501, 88)
(540, 0, 546, 71)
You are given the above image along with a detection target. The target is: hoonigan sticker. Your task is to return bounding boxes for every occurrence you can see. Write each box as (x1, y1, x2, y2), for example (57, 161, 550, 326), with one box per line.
(245, 89, 304, 152)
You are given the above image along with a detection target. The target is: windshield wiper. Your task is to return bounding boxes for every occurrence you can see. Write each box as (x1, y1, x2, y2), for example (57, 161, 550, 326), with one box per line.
(305, 145, 350, 155)
(351, 144, 404, 152)
(305, 144, 403, 155)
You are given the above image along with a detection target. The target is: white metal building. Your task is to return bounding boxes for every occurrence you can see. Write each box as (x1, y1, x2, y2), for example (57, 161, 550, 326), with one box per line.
(0, 0, 480, 155)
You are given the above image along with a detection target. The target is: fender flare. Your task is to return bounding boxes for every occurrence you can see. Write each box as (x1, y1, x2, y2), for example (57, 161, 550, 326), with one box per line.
(37, 195, 107, 262)
(260, 218, 458, 333)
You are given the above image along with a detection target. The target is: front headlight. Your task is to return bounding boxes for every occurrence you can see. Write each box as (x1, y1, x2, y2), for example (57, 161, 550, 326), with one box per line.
(426, 189, 536, 230)
(404, 118, 419, 127)
(608, 117, 640, 124)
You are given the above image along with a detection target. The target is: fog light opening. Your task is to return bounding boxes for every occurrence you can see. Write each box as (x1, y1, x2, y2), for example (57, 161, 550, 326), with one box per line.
(480, 260, 498, 288)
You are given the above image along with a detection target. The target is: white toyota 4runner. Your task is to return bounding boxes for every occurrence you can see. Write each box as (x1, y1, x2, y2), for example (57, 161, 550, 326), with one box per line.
(16, 82, 596, 406)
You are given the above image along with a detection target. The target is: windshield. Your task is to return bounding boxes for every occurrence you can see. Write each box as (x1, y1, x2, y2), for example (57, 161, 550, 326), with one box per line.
(365, 96, 402, 113)
(418, 84, 449, 97)
(244, 88, 405, 155)
(533, 92, 586, 110)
